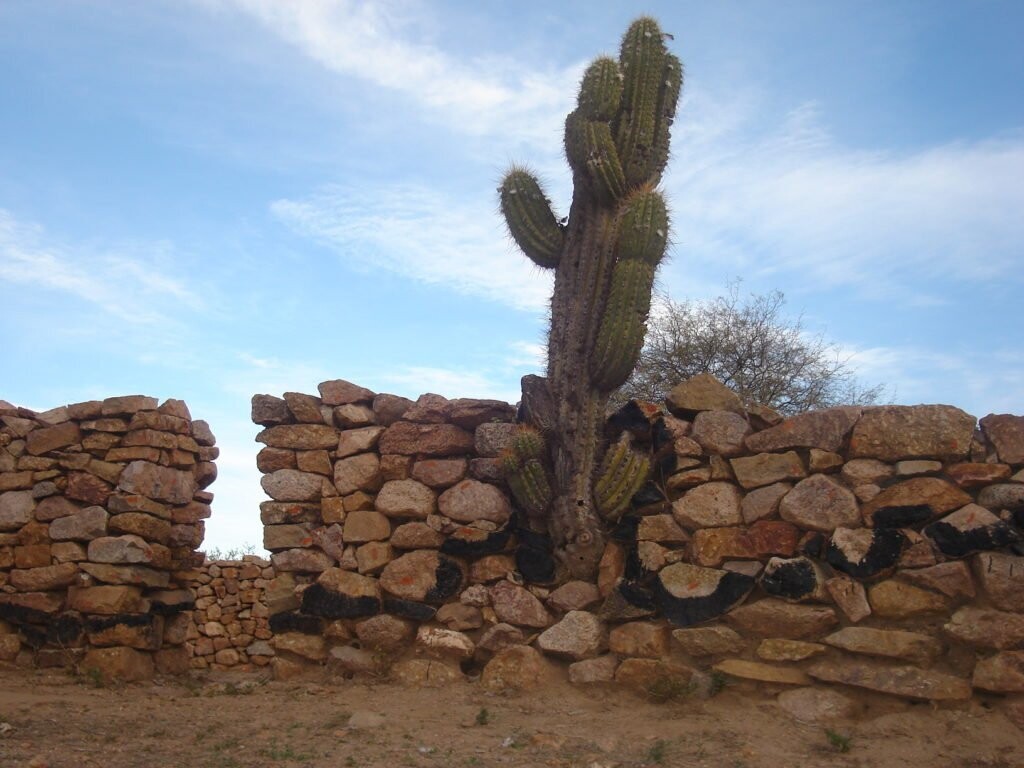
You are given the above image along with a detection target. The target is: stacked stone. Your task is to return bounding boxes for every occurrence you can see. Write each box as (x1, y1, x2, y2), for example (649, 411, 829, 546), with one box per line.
(183, 556, 273, 670)
(0, 395, 217, 681)
(251, 380, 519, 678)
(247, 375, 1024, 703)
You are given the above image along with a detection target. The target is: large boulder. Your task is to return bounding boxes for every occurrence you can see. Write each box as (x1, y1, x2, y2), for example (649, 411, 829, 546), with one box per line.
(848, 405, 975, 461)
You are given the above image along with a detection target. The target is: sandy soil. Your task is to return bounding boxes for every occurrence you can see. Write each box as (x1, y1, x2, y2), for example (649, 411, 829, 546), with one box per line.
(0, 667, 1021, 768)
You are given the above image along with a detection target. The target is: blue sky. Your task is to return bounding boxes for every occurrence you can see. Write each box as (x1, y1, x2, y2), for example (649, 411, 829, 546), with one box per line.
(2, 1, 1022, 552)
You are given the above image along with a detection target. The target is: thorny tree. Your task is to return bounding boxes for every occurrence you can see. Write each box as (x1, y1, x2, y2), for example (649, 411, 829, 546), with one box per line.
(618, 285, 885, 415)
(498, 17, 680, 581)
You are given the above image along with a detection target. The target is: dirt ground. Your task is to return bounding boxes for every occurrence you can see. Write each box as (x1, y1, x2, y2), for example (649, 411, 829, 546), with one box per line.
(0, 667, 1022, 768)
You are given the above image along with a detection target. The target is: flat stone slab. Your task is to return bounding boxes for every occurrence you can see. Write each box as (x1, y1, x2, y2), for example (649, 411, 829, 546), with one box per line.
(823, 627, 942, 664)
(943, 607, 1024, 650)
(745, 407, 862, 453)
(714, 659, 811, 686)
(807, 659, 971, 701)
(849, 405, 975, 461)
(725, 598, 837, 639)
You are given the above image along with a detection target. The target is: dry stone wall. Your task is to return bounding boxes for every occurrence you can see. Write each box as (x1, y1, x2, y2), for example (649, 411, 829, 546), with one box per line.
(0, 396, 217, 680)
(249, 376, 1024, 703)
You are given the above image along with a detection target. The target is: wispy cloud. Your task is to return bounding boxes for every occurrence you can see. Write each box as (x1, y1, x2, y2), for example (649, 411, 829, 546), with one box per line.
(664, 94, 1024, 302)
(205, 0, 582, 149)
(0, 209, 203, 324)
(271, 183, 552, 310)
(834, 341, 1024, 416)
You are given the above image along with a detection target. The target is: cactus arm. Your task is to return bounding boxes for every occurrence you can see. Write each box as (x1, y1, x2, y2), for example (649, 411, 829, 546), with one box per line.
(499, 169, 564, 268)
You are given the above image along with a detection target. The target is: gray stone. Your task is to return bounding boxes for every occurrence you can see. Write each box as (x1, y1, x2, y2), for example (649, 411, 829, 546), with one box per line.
(50, 506, 109, 541)
(568, 654, 619, 684)
(973, 552, 1024, 612)
(260, 469, 324, 502)
(118, 461, 196, 504)
(672, 482, 743, 529)
(438, 479, 511, 524)
(823, 627, 942, 664)
(807, 659, 971, 701)
(980, 413, 1024, 465)
(336, 426, 385, 458)
(87, 535, 154, 564)
(740, 482, 791, 523)
(730, 452, 805, 490)
(691, 410, 751, 457)
(849, 405, 975, 461)
(666, 373, 744, 416)
(943, 606, 1024, 650)
(779, 474, 859, 532)
(547, 580, 601, 612)
(333, 453, 382, 495)
(976, 483, 1024, 510)
(375, 479, 436, 519)
(745, 407, 862, 453)
(491, 580, 551, 628)
(256, 424, 338, 449)
(537, 611, 607, 660)
(0, 490, 35, 530)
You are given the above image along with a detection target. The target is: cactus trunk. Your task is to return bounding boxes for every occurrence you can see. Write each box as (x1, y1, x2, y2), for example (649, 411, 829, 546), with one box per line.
(499, 17, 681, 581)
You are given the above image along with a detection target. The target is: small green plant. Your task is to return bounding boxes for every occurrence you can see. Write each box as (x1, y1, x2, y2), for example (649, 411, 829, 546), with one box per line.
(708, 670, 728, 697)
(825, 728, 852, 753)
(474, 707, 490, 726)
(645, 675, 695, 703)
(647, 739, 669, 764)
(82, 666, 104, 689)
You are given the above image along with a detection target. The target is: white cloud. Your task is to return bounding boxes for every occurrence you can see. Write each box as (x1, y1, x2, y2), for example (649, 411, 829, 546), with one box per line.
(206, 0, 582, 149)
(833, 341, 1024, 416)
(271, 183, 553, 310)
(0, 209, 204, 324)
(663, 93, 1024, 302)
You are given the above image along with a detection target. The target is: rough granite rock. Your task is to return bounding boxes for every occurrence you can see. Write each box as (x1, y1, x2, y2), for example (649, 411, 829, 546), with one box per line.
(868, 580, 949, 618)
(672, 482, 743, 529)
(691, 410, 752, 457)
(807, 659, 971, 701)
(256, 424, 338, 449)
(725, 599, 837, 639)
(666, 373, 744, 416)
(379, 550, 465, 603)
(671, 625, 745, 656)
(972, 651, 1024, 693)
(374, 479, 437, 519)
(730, 452, 805, 490)
(438, 479, 512, 524)
(778, 474, 859, 532)
(690, 521, 799, 567)
(979, 414, 1024, 465)
(714, 659, 811, 686)
(260, 469, 324, 502)
(490, 580, 551, 628)
(972, 552, 1024, 612)
(537, 611, 607, 660)
(823, 627, 942, 664)
(745, 407, 862, 454)
(943, 607, 1024, 650)
(481, 645, 548, 692)
(378, 422, 475, 457)
(849, 405, 975, 462)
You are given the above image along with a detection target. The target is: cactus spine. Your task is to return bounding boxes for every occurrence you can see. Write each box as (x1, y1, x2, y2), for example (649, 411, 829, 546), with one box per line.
(499, 17, 681, 580)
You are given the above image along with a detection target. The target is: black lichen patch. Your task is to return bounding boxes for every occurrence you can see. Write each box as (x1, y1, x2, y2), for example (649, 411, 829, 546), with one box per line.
(923, 520, 1019, 559)
(656, 571, 755, 628)
(610, 516, 641, 542)
(619, 579, 657, 610)
(268, 610, 325, 635)
(20, 624, 47, 649)
(441, 527, 511, 557)
(632, 481, 667, 509)
(300, 583, 380, 619)
(83, 613, 151, 633)
(800, 533, 826, 559)
(759, 558, 817, 601)
(48, 612, 84, 646)
(0, 603, 52, 626)
(652, 417, 673, 453)
(515, 528, 556, 584)
(382, 598, 437, 622)
(149, 595, 196, 616)
(606, 400, 654, 441)
(825, 528, 905, 581)
(425, 557, 465, 602)
(872, 504, 935, 529)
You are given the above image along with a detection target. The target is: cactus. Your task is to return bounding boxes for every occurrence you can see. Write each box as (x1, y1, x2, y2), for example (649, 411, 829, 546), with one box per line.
(498, 17, 680, 580)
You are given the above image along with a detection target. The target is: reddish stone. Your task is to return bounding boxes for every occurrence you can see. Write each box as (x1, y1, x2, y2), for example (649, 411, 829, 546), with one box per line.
(946, 462, 1012, 488)
(861, 477, 971, 527)
(26, 422, 81, 456)
(980, 413, 1024, 465)
(379, 421, 474, 457)
(66, 472, 112, 505)
(690, 520, 799, 567)
(318, 379, 375, 406)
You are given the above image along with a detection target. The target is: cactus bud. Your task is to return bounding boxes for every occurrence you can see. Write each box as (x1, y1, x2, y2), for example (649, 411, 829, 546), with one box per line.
(594, 435, 651, 521)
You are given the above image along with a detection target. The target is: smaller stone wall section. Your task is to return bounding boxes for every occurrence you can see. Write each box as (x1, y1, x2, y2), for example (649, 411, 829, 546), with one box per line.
(183, 556, 274, 670)
(0, 395, 217, 680)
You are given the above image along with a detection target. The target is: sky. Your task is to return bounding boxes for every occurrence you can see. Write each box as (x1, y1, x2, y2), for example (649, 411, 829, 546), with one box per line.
(2, 0, 1022, 553)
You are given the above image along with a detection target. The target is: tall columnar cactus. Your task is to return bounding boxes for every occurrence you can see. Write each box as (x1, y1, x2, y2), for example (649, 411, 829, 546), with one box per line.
(499, 17, 680, 580)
